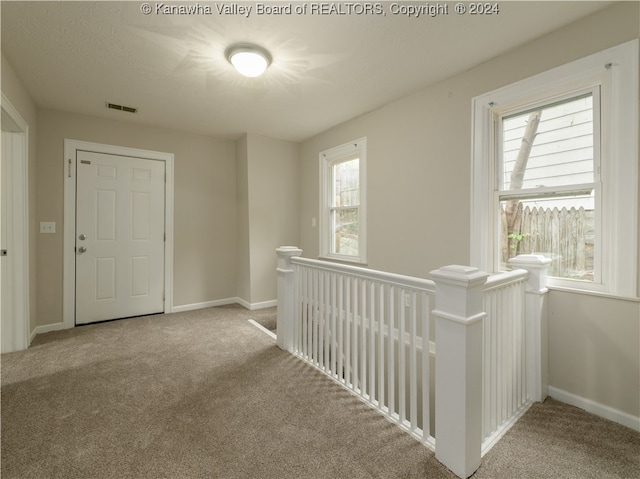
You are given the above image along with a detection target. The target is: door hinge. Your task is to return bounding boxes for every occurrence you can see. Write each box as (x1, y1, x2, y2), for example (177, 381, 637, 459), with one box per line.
(164, 233, 166, 241)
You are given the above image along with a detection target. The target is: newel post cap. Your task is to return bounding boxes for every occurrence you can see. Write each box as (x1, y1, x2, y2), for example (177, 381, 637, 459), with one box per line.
(430, 265, 489, 286)
(430, 266, 489, 321)
(276, 246, 303, 271)
(276, 246, 303, 257)
(509, 254, 551, 293)
(508, 254, 552, 269)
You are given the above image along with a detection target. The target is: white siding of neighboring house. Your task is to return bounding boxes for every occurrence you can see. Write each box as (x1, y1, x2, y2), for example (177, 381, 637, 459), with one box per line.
(502, 94, 595, 210)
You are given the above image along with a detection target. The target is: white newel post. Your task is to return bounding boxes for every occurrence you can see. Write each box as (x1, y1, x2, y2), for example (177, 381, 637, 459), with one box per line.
(509, 254, 551, 402)
(431, 265, 489, 479)
(276, 246, 303, 351)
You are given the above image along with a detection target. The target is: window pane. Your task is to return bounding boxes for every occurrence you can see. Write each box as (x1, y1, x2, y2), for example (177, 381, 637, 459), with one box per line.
(331, 208, 359, 256)
(332, 159, 359, 207)
(499, 193, 594, 281)
(502, 94, 594, 190)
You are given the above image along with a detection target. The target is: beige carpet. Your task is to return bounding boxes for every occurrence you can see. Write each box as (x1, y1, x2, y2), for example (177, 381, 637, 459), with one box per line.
(2, 305, 638, 478)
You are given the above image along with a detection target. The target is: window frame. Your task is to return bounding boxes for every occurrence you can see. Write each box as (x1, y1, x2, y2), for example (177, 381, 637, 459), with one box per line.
(319, 138, 367, 264)
(471, 40, 638, 299)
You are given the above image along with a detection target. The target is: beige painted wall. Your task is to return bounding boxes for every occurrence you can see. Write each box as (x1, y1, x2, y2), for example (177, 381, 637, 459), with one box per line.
(548, 291, 639, 416)
(1, 55, 38, 333)
(238, 133, 299, 305)
(36, 109, 238, 324)
(299, 2, 640, 417)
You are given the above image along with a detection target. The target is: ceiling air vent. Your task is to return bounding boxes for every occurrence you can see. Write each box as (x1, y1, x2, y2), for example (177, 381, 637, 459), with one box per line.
(106, 102, 137, 114)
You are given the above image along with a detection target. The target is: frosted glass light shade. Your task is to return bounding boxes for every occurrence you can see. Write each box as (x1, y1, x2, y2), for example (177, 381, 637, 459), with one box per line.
(226, 44, 271, 77)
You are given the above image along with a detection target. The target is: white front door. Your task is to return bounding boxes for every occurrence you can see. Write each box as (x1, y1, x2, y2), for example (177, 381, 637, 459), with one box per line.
(75, 151, 165, 325)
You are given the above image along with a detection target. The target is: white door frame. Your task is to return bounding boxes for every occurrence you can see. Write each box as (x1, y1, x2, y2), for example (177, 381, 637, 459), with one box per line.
(0, 93, 30, 352)
(63, 140, 174, 328)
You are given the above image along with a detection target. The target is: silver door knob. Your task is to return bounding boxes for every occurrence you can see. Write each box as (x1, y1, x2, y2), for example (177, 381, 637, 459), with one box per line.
(78, 246, 87, 253)
(78, 234, 87, 241)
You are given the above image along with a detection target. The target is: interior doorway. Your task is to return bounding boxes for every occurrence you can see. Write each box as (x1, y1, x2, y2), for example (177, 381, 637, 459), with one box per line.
(1, 94, 30, 353)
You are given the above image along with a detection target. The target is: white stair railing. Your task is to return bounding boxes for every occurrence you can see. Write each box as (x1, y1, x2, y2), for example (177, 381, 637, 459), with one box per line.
(481, 269, 529, 453)
(276, 247, 550, 479)
(480, 255, 552, 456)
(280, 252, 436, 449)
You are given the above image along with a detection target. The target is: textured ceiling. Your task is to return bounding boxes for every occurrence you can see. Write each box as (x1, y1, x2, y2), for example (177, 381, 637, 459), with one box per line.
(1, 1, 610, 141)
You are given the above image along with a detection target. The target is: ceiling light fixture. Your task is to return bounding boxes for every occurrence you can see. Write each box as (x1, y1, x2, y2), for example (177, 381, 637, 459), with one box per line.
(225, 44, 272, 78)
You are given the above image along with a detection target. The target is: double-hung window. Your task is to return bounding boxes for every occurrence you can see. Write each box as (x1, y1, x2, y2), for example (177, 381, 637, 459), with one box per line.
(471, 40, 638, 298)
(320, 138, 367, 263)
(497, 90, 599, 281)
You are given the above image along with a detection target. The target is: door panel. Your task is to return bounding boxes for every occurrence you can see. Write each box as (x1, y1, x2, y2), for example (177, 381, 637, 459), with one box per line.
(76, 151, 165, 325)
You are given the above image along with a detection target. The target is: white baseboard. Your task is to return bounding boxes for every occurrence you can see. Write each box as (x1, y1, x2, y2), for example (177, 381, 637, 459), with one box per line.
(248, 319, 277, 340)
(482, 401, 533, 457)
(30, 299, 278, 342)
(171, 297, 239, 313)
(30, 322, 68, 344)
(235, 298, 277, 311)
(250, 299, 277, 310)
(172, 298, 277, 313)
(548, 386, 640, 432)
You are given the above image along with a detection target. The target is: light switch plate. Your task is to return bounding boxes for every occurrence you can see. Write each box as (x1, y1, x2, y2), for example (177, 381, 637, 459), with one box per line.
(40, 221, 56, 234)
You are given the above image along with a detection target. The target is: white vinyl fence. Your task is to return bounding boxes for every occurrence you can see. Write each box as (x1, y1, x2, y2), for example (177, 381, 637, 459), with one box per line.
(276, 247, 551, 479)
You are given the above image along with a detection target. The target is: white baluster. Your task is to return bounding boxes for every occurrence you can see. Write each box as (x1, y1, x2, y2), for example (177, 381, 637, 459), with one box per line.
(360, 278, 367, 398)
(338, 274, 344, 383)
(378, 283, 385, 409)
(330, 272, 337, 377)
(352, 277, 358, 392)
(387, 286, 395, 418)
(399, 287, 406, 424)
(368, 281, 375, 402)
(409, 290, 417, 433)
(421, 292, 430, 438)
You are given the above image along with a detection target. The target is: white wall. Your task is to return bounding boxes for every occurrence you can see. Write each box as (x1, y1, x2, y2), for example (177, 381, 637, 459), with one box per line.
(298, 2, 640, 419)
